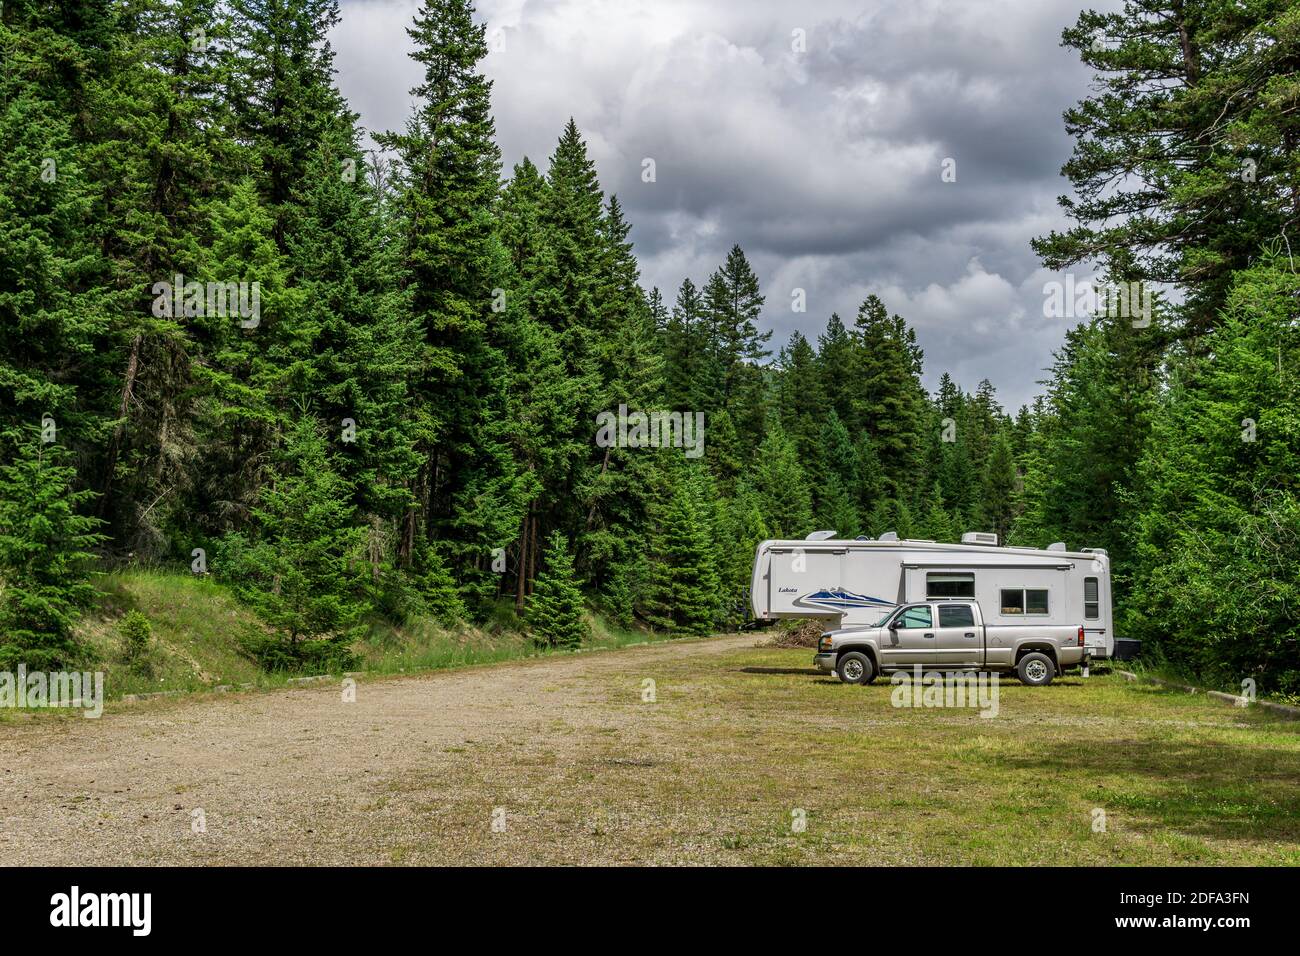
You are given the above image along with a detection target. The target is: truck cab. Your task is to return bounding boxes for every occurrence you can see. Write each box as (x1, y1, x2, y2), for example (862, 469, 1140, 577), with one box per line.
(812, 599, 1087, 686)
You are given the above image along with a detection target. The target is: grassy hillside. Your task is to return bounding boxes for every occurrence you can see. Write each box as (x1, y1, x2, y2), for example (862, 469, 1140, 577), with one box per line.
(81, 571, 269, 696)
(75, 570, 676, 700)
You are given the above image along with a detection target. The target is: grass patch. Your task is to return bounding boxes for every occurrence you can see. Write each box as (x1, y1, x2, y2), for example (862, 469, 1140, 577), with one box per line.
(80, 570, 269, 696)
(67, 570, 686, 702)
(385, 643, 1300, 865)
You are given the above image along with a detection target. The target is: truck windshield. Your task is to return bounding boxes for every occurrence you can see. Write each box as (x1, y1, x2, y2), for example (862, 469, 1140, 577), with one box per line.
(868, 609, 895, 627)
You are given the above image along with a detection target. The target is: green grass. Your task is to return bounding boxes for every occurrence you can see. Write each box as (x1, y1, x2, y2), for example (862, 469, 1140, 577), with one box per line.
(1119, 654, 1300, 708)
(70, 569, 687, 701)
(658, 647, 1300, 864)
(361, 641, 1300, 865)
(82, 570, 270, 695)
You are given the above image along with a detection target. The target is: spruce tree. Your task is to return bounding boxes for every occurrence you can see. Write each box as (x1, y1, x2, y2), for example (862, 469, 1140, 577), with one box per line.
(751, 422, 813, 539)
(0, 429, 105, 670)
(218, 416, 370, 660)
(850, 295, 927, 497)
(189, 179, 299, 530)
(289, 126, 423, 532)
(979, 431, 1018, 542)
(644, 462, 720, 634)
(1035, 0, 1300, 337)
(701, 245, 771, 446)
(816, 313, 856, 427)
(713, 477, 769, 625)
(777, 331, 827, 487)
(815, 410, 860, 535)
(663, 278, 708, 411)
(0, 11, 114, 450)
(917, 484, 958, 543)
(526, 532, 588, 648)
(1127, 256, 1300, 692)
(228, 0, 350, 248)
(376, 0, 523, 584)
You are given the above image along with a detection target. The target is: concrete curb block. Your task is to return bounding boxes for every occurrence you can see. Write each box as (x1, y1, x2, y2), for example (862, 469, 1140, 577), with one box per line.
(1118, 670, 1300, 719)
(285, 675, 332, 685)
(120, 690, 183, 703)
(1206, 690, 1249, 708)
(1259, 700, 1300, 719)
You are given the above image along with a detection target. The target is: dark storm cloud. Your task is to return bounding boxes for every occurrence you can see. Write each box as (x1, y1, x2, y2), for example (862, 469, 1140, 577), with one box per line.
(333, 0, 1123, 410)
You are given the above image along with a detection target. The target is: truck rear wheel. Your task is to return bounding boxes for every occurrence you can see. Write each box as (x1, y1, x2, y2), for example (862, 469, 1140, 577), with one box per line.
(836, 651, 875, 685)
(1016, 652, 1056, 687)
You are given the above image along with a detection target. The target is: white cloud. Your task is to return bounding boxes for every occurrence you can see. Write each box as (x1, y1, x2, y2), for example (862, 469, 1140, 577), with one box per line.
(333, 0, 1126, 409)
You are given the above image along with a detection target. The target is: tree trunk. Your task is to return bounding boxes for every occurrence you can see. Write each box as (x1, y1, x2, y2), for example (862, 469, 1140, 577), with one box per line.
(514, 507, 531, 610)
(584, 446, 611, 531)
(98, 332, 144, 516)
(527, 513, 538, 596)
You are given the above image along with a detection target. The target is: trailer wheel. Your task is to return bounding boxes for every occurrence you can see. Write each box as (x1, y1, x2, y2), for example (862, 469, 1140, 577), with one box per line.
(836, 651, 875, 685)
(1016, 652, 1056, 687)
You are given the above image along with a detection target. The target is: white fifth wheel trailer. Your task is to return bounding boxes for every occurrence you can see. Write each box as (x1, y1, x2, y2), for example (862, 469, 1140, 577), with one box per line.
(750, 531, 1117, 659)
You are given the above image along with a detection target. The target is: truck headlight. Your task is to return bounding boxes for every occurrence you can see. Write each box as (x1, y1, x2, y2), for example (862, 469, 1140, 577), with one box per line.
(819, 636, 833, 652)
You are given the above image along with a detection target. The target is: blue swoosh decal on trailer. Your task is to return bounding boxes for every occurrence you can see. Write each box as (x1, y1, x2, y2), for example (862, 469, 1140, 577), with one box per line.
(795, 588, 895, 611)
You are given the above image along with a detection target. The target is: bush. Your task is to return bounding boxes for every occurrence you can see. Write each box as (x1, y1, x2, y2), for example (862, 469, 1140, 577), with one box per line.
(411, 543, 467, 626)
(368, 566, 427, 625)
(238, 632, 359, 674)
(117, 610, 157, 677)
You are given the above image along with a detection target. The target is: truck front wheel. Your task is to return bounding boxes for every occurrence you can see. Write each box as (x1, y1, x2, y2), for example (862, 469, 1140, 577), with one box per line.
(1016, 652, 1056, 687)
(837, 651, 875, 686)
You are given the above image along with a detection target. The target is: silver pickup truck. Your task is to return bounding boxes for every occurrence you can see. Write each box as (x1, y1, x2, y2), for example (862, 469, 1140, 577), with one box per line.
(814, 599, 1086, 686)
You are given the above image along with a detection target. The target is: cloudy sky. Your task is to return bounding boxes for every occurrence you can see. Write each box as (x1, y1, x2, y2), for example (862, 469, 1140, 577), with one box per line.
(332, 0, 1121, 411)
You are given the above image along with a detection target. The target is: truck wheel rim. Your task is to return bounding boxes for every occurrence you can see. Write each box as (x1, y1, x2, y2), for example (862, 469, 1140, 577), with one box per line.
(844, 660, 863, 681)
(1026, 660, 1047, 681)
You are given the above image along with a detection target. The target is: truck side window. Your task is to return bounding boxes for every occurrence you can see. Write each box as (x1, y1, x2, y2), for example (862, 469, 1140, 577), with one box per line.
(938, 605, 975, 628)
(1084, 577, 1099, 620)
(897, 606, 933, 629)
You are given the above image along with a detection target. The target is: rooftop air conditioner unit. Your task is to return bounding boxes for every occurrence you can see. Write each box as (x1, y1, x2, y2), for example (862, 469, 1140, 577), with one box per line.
(805, 530, 837, 541)
(878, 531, 899, 542)
(961, 532, 999, 546)
(1047, 542, 1067, 551)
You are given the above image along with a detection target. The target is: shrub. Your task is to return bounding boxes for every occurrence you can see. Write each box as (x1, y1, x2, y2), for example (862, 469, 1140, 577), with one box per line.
(118, 610, 155, 676)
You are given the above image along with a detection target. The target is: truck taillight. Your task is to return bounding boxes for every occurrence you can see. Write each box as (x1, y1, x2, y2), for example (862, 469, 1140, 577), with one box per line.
(1078, 626, 1085, 647)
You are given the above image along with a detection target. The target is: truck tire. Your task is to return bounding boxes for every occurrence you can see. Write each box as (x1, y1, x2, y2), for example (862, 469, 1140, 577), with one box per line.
(836, 651, 875, 685)
(1016, 652, 1056, 687)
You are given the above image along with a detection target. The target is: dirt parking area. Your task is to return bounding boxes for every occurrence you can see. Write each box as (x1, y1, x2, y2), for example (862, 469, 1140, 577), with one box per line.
(3, 635, 1298, 866)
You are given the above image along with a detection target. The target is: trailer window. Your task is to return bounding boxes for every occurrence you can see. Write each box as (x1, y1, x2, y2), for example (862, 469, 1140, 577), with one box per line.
(1000, 589, 1050, 615)
(1084, 578, 1099, 620)
(926, 572, 974, 599)
(939, 604, 975, 628)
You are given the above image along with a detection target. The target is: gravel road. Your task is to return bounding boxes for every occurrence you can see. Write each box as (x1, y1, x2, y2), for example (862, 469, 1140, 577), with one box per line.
(1, 635, 756, 866)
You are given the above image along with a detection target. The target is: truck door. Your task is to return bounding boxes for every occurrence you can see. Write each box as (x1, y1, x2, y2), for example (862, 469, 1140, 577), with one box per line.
(880, 603, 940, 666)
(935, 603, 980, 666)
